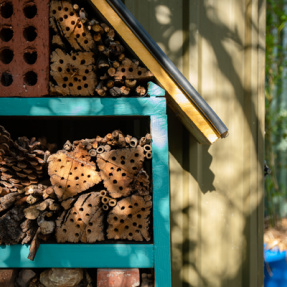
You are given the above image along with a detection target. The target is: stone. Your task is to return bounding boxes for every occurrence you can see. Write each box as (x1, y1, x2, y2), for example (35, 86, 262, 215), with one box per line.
(16, 269, 36, 287)
(40, 268, 83, 287)
(97, 269, 140, 287)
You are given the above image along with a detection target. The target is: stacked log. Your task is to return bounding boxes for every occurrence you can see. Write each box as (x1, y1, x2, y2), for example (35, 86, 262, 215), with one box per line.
(49, 0, 155, 97)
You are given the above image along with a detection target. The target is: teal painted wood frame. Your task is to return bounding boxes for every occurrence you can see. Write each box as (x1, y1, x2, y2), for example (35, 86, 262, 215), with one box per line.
(0, 96, 171, 287)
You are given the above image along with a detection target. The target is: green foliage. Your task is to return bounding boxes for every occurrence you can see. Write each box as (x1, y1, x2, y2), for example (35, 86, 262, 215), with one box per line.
(265, 0, 287, 225)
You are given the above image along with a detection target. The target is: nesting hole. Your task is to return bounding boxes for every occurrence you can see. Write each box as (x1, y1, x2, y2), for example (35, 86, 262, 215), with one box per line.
(120, 219, 124, 223)
(23, 3, 37, 19)
(23, 71, 37, 86)
(1, 72, 13, 86)
(0, 48, 13, 64)
(23, 26, 37, 42)
(0, 27, 13, 42)
(0, 2, 13, 18)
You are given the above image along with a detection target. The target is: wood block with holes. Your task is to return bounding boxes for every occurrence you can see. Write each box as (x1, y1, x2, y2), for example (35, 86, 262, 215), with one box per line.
(56, 191, 104, 243)
(47, 144, 101, 200)
(96, 147, 145, 198)
(107, 194, 152, 241)
(50, 0, 95, 51)
(50, 48, 96, 96)
(114, 58, 154, 81)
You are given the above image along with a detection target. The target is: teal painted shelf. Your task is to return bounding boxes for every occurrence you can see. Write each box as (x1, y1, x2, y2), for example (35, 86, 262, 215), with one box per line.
(0, 91, 171, 286)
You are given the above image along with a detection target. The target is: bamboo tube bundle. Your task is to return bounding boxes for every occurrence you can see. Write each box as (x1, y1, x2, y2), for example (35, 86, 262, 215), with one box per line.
(96, 146, 145, 198)
(107, 194, 152, 241)
(47, 142, 102, 201)
(50, 49, 97, 96)
(56, 192, 104, 243)
(99, 189, 117, 211)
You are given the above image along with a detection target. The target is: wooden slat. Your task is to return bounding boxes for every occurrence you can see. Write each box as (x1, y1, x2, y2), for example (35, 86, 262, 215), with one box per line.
(0, 97, 166, 116)
(90, 0, 220, 145)
(151, 114, 171, 287)
(0, 244, 153, 268)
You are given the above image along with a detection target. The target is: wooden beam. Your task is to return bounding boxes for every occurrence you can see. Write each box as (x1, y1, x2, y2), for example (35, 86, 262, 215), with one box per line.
(90, 0, 220, 144)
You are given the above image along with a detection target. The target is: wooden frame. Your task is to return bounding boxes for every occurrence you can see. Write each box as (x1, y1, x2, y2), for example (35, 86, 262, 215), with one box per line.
(0, 91, 171, 286)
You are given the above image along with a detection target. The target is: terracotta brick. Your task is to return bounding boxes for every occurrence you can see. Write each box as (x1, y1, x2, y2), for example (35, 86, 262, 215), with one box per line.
(97, 268, 140, 287)
(0, 269, 17, 287)
(0, 0, 49, 97)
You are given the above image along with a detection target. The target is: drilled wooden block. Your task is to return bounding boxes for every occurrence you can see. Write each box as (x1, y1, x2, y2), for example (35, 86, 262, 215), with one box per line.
(107, 194, 152, 241)
(50, 48, 96, 96)
(56, 192, 104, 243)
(97, 269, 140, 287)
(97, 147, 145, 198)
(50, 0, 95, 51)
(0, 0, 49, 97)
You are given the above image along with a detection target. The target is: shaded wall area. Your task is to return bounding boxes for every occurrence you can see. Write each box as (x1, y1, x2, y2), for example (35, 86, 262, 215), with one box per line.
(124, 0, 265, 286)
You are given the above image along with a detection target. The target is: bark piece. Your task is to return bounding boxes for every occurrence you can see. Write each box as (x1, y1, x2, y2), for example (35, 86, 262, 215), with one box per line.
(48, 145, 101, 200)
(0, 205, 25, 245)
(0, 192, 21, 212)
(107, 194, 152, 241)
(97, 147, 145, 198)
(56, 192, 104, 243)
(50, 48, 96, 96)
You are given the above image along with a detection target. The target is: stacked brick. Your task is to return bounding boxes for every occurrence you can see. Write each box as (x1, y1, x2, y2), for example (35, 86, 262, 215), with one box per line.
(0, 0, 49, 97)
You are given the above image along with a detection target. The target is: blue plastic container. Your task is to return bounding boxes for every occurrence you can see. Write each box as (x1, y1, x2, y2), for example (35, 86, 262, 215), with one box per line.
(264, 247, 287, 286)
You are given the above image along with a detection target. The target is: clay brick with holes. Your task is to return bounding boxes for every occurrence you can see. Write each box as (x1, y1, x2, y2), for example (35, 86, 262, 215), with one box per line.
(97, 269, 140, 287)
(0, 0, 49, 97)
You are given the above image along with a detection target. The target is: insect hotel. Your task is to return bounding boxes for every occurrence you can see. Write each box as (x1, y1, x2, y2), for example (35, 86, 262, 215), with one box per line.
(0, 0, 228, 286)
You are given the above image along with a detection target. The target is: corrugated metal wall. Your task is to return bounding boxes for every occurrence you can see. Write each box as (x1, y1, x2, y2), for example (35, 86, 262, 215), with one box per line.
(125, 0, 265, 286)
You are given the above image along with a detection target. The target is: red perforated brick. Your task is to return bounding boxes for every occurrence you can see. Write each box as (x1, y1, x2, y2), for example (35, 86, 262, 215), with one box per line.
(97, 268, 140, 287)
(0, 269, 17, 286)
(0, 0, 49, 97)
